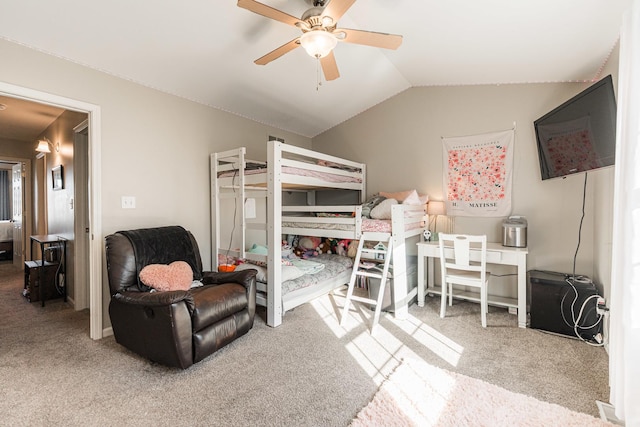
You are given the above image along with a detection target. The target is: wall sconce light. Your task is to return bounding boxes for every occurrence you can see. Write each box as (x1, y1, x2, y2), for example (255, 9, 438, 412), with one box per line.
(35, 137, 59, 154)
(427, 200, 446, 241)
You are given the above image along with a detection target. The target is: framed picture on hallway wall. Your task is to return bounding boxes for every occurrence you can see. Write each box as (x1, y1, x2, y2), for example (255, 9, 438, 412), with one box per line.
(52, 165, 63, 190)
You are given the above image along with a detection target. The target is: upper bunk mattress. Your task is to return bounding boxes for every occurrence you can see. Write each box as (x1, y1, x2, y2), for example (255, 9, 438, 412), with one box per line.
(282, 218, 423, 233)
(218, 165, 362, 184)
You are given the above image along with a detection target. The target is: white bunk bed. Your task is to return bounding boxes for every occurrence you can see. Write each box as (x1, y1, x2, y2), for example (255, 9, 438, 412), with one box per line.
(211, 141, 425, 327)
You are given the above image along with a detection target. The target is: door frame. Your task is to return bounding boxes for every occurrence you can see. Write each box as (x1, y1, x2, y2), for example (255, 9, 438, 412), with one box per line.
(0, 81, 103, 340)
(73, 119, 90, 311)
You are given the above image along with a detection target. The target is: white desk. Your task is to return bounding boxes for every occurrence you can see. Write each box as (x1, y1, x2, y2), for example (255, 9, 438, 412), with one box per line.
(417, 241, 529, 328)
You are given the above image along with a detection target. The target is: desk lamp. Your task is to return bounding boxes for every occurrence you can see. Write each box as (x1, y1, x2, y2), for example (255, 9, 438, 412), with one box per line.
(427, 200, 446, 241)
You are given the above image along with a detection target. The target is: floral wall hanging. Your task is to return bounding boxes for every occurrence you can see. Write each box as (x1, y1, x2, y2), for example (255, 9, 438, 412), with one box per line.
(442, 128, 514, 217)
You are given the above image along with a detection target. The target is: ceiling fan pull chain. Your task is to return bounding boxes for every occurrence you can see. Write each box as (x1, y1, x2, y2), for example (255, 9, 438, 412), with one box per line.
(316, 56, 322, 91)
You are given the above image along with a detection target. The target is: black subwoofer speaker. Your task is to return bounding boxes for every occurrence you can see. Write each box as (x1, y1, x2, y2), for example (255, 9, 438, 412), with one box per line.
(528, 270, 602, 342)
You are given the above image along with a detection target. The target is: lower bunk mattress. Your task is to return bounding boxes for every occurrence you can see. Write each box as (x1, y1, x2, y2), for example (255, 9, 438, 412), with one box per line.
(236, 254, 354, 312)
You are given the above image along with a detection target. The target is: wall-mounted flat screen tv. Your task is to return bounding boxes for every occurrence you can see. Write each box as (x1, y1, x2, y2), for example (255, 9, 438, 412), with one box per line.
(534, 75, 617, 180)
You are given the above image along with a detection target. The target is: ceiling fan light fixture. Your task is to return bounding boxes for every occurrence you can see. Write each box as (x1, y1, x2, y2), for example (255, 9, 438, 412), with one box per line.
(300, 30, 337, 58)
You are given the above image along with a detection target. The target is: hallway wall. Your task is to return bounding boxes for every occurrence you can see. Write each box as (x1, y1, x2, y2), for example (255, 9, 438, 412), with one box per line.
(38, 110, 88, 305)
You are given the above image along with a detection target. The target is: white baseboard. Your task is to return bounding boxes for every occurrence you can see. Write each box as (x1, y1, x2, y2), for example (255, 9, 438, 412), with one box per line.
(102, 327, 113, 337)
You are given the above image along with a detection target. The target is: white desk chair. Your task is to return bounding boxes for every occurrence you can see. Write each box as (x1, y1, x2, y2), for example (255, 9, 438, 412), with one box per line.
(439, 233, 490, 327)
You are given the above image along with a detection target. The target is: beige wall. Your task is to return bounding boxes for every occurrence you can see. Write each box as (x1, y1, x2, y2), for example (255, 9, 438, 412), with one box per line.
(0, 138, 36, 158)
(0, 38, 312, 327)
(0, 39, 311, 254)
(313, 76, 618, 301)
(37, 110, 88, 303)
(0, 35, 618, 329)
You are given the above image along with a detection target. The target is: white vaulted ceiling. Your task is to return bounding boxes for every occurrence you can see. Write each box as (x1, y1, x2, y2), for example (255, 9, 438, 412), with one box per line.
(0, 0, 633, 137)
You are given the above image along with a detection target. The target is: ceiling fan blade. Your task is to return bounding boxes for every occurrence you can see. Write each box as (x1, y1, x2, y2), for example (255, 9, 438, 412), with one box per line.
(321, 0, 356, 24)
(238, 0, 302, 27)
(320, 51, 340, 81)
(254, 38, 300, 65)
(335, 28, 402, 50)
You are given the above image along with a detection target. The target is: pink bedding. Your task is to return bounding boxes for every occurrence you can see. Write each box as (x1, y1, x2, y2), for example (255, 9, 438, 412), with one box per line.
(281, 218, 422, 233)
(362, 219, 423, 233)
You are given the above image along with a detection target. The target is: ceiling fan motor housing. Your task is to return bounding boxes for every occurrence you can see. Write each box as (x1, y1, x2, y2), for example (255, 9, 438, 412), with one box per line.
(300, 7, 336, 33)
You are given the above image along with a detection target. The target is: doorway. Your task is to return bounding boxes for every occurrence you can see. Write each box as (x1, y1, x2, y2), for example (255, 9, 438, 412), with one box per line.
(0, 81, 103, 340)
(0, 159, 31, 269)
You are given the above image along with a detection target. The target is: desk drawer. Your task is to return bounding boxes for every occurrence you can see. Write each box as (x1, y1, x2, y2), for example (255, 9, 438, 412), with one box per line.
(486, 251, 502, 263)
(440, 247, 502, 263)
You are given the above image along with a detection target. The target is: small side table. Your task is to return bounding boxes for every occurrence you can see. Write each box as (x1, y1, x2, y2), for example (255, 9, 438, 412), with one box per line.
(30, 235, 67, 307)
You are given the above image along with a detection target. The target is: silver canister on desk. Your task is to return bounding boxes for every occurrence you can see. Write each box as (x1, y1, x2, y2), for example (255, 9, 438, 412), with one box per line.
(502, 216, 527, 247)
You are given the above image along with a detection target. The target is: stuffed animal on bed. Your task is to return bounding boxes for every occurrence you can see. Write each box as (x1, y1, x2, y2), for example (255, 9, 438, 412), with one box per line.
(293, 247, 318, 259)
(326, 238, 339, 254)
(347, 240, 359, 258)
(316, 239, 334, 254)
(286, 234, 299, 249)
(336, 239, 350, 257)
(281, 241, 296, 259)
(299, 236, 321, 251)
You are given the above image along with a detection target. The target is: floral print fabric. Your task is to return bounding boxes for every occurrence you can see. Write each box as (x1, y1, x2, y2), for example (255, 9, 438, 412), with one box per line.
(443, 129, 514, 217)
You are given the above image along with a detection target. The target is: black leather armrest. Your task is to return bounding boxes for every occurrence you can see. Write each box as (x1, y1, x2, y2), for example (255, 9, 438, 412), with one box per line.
(114, 290, 194, 310)
(201, 269, 257, 290)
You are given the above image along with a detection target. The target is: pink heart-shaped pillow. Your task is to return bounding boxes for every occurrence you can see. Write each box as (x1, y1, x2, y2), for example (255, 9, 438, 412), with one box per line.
(139, 261, 193, 292)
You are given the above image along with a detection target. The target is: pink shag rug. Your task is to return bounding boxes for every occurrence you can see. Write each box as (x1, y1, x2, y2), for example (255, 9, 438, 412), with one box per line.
(351, 358, 612, 427)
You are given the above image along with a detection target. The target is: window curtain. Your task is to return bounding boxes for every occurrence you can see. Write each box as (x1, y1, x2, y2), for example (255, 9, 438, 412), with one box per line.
(609, 1, 640, 425)
(0, 170, 10, 220)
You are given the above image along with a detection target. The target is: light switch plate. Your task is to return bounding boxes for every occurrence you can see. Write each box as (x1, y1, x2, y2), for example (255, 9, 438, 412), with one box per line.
(122, 196, 136, 209)
(245, 198, 256, 219)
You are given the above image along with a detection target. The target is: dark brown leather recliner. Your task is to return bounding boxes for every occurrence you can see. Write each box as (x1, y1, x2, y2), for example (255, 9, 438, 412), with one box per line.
(105, 226, 256, 369)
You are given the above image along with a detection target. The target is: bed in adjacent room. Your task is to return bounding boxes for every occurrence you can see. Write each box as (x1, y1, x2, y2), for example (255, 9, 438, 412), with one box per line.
(0, 220, 13, 261)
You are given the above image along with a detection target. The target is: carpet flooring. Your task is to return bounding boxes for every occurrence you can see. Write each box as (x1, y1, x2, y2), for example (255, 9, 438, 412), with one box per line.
(0, 261, 610, 426)
(351, 357, 612, 426)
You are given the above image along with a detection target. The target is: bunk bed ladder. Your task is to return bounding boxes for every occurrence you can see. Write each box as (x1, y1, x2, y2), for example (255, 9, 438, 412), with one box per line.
(340, 233, 393, 335)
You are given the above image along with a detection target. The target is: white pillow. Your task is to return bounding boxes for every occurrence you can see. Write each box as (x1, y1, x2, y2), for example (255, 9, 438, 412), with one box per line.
(233, 263, 305, 283)
(281, 265, 306, 282)
(235, 263, 267, 282)
(370, 198, 398, 220)
(402, 190, 429, 206)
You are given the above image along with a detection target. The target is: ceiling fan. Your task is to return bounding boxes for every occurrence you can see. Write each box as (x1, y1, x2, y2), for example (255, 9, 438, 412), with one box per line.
(237, 0, 403, 81)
